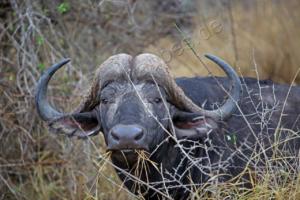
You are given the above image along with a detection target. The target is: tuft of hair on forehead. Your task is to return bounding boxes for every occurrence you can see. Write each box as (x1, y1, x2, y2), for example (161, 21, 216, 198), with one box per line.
(76, 54, 133, 112)
(96, 54, 133, 87)
(75, 53, 201, 115)
(132, 53, 202, 113)
(132, 53, 173, 82)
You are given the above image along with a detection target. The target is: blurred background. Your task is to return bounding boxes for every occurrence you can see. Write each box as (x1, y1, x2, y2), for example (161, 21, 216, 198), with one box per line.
(1, 0, 300, 199)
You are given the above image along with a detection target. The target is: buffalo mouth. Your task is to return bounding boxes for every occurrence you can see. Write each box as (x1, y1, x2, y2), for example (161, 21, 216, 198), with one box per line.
(108, 148, 151, 163)
(120, 149, 135, 153)
(107, 148, 150, 154)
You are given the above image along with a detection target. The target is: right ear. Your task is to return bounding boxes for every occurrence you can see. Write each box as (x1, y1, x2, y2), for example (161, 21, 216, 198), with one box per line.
(171, 110, 218, 140)
(48, 111, 101, 138)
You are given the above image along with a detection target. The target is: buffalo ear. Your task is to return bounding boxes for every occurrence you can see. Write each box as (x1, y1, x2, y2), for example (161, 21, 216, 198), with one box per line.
(48, 112, 101, 138)
(172, 110, 218, 140)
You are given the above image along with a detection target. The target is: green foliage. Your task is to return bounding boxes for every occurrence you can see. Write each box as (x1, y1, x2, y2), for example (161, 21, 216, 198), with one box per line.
(38, 63, 45, 71)
(36, 35, 44, 45)
(9, 74, 14, 81)
(57, 2, 70, 14)
(226, 133, 237, 145)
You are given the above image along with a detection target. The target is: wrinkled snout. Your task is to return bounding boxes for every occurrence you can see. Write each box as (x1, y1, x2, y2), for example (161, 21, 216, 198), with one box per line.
(107, 124, 149, 151)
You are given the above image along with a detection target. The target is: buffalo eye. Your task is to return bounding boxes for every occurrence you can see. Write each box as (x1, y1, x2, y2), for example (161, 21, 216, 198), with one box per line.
(101, 98, 109, 104)
(154, 97, 162, 104)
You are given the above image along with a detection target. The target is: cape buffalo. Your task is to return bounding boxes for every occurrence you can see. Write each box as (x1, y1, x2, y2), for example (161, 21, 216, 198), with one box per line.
(35, 53, 300, 200)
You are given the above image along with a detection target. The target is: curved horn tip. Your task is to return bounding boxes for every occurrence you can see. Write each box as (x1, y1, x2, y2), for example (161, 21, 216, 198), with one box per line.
(61, 58, 71, 64)
(43, 58, 71, 74)
(61, 58, 71, 62)
(204, 54, 223, 63)
(36, 58, 71, 121)
(204, 53, 213, 59)
(203, 53, 241, 120)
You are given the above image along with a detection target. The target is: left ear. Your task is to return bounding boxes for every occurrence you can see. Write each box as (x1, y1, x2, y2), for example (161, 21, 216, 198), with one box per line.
(172, 110, 218, 140)
(48, 111, 101, 138)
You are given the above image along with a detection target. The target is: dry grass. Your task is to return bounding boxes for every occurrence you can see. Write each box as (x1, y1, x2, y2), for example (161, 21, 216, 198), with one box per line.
(147, 0, 300, 83)
(0, 0, 300, 199)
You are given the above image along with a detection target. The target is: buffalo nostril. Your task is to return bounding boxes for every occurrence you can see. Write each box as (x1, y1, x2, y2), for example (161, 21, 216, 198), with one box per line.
(111, 131, 120, 141)
(134, 129, 143, 141)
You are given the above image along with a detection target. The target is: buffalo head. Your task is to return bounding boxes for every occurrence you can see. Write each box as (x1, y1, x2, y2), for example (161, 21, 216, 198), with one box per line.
(35, 53, 241, 154)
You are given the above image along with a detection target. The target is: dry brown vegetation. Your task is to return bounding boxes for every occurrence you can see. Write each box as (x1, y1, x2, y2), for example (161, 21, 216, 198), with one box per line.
(0, 0, 300, 199)
(147, 1, 300, 83)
